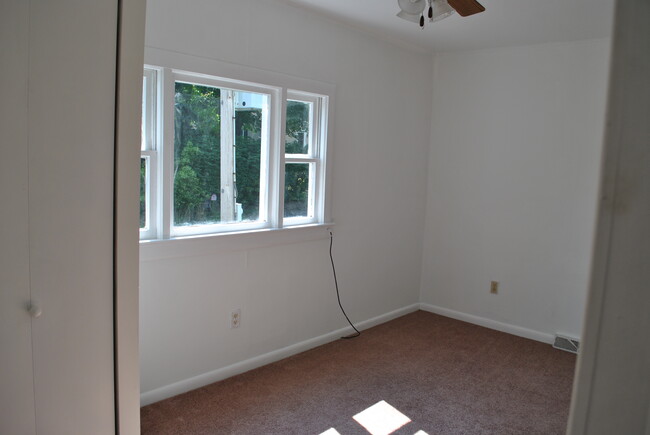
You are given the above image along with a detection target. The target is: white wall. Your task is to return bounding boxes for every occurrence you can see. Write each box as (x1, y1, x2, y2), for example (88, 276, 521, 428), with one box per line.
(568, 0, 650, 431)
(140, 0, 432, 401)
(420, 39, 611, 341)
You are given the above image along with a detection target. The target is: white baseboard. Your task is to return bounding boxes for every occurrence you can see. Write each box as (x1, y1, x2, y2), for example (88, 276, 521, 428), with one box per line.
(140, 303, 420, 406)
(419, 303, 555, 344)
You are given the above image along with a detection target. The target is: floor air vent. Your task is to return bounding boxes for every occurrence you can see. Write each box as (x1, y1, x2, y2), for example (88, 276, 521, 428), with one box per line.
(553, 335, 579, 354)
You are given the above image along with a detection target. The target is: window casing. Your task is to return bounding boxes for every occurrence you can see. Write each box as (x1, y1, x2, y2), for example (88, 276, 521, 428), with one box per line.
(140, 66, 330, 240)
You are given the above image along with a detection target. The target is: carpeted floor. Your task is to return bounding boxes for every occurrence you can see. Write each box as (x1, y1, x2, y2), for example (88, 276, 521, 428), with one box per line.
(141, 311, 576, 435)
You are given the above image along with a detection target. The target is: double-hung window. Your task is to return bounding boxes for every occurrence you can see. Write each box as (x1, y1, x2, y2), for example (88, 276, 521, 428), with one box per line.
(140, 68, 158, 240)
(140, 66, 330, 240)
(283, 92, 325, 224)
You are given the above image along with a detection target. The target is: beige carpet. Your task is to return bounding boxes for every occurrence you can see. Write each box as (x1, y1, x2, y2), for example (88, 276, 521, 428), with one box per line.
(141, 311, 576, 434)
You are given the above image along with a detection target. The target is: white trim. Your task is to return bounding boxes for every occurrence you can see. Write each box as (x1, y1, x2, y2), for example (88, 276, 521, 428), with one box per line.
(160, 67, 174, 240)
(259, 85, 274, 226)
(321, 94, 333, 224)
(419, 303, 555, 344)
(140, 303, 419, 406)
(174, 70, 279, 96)
(272, 88, 287, 229)
(172, 221, 272, 238)
(285, 156, 319, 163)
(114, 0, 146, 432)
(140, 222, 335, 262)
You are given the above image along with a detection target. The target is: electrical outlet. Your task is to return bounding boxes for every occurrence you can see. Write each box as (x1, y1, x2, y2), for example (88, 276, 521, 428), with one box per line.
(490, 281, 499, 294)
(230, 309, 241, 329)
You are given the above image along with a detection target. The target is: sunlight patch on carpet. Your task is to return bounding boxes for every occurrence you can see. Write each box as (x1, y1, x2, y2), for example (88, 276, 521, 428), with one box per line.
(319, 428, 342, 435)
(353, 400, 412, 435)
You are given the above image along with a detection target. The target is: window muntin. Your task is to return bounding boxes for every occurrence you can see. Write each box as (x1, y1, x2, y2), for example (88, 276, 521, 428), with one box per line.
(140, 67, 328, 240)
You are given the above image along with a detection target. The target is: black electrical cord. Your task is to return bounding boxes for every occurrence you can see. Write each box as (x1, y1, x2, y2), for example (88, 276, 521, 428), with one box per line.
(329, 230, 361, 339)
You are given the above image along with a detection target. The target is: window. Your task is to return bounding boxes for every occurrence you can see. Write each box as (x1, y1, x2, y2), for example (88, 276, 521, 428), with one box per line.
(171, 75, 271, 237)
(140, 67, 330, 240)
(284, 93, 324, 223)
(140, 68, 158, 240)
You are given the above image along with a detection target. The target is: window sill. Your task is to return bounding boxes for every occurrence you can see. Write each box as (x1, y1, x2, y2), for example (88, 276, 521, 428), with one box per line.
(139, 223, 334, 262)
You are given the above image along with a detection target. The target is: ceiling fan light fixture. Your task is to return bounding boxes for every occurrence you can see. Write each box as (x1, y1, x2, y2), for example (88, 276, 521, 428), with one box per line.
(429, 0, 455, 22)
(397, 0, 472, 27)
(396, 9, 422, 24)
(397, 0, 426, 16)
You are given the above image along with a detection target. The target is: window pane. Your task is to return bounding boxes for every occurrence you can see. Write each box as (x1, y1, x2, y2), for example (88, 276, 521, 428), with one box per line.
(234, 91, 264, 222)
(285, 100, 311, 154)
(140, 157, 147, 229)
(174, 82, 221, 226)
(284, 163, 311, 218)
(173, 83, 265, 227)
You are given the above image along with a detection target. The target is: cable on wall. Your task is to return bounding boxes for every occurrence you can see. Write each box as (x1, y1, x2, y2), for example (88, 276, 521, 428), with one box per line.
(329, 230, 361, 339)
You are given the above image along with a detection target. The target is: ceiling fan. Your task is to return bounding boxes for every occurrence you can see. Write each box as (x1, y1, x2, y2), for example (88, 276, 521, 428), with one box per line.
(397, 0, 485, 28)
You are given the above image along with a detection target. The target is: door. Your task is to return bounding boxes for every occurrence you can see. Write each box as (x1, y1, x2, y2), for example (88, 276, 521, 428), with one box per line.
(0, 0, 118, 433)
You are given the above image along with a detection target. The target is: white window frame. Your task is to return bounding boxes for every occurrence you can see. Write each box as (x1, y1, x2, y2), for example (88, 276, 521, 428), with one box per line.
(139, 67, 159, 240)
(140, 64, 331, 242)
(283, 91, 328, 226)
(168, 71, 276, 238)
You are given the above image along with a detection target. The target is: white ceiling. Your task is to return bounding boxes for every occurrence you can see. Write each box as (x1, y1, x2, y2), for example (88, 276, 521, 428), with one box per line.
(283, 0, 615, 53)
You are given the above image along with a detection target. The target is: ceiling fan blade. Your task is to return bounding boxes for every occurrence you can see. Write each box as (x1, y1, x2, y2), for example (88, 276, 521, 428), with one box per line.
(447, 0, 485, 17)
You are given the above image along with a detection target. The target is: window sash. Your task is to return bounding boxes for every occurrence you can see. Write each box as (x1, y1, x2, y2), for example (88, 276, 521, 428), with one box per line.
(282, 91, 326, 226)
(169, 71, 275, 238)
(142, 68, 157, 151)
(285, 99, 313, 156)
(140, 67, 160, 240)
(283, 161, 316, 223)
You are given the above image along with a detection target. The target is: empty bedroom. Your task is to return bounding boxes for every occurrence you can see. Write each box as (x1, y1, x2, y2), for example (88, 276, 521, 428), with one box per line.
(4, 0, 649, 434)
(135, 0, 626, 434)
